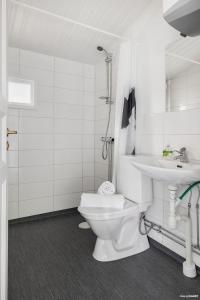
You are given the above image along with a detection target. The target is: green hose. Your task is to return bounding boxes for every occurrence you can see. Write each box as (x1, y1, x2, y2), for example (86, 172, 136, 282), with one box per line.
(179, 181, 200, 200)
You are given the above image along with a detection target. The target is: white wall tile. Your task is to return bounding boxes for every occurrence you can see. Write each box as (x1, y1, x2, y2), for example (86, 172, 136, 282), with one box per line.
(8, 47, 19, 65)
(19, 197, 53, 218)
(83, 64, 95, 78)
(95, 163, 108, 180)
(19, 182, 53, 201)
(54, 88, 82, 105)
(83, 120, 94, 135)
(8, 115, 18, 131)
(55, 103, 82, 119)
(8, 185, 18, 203)
(83, 135, 94, 149)
(83, 106, 95, 120)
(19, 166, 53, 183)
(19, 134, 53, 150)
(54, 193, 81, 211)
(20, 50, 54, 71)
(19, 117, 53, 134)
(19, 150, 53, 166)
(54, 119, 82, 134)
(95, 104, 109, 120)
(54, 163, 82, 180)
(54, 73, 83, 90)
(8, 63, 19, 75)
(94, 135, 103, 149)
(54, 134, 82, 149)
(8, 151, 18, 168)
(83, 149, 94, 162)
(83, 163, 94, 177)
(8, 108, 19, 117)
(37, 86, 54, 102)
(54, 149, 82, 164)
(55, 58, 83, 76)
(83, 177, 94, 192)
(95, 120, 108, 135)
(83, 92, 95, 106)
(54, 178, 82, 195)
(20, 102, 54, 118)
(84, 78, 95, 92)
(8, 168, 18, 185)
(20, 66, 54, 86)
(8, 202, 18, 220)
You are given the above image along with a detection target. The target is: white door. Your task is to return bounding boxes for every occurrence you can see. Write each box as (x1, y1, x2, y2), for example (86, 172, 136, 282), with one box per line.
(0, 0, 8, 299)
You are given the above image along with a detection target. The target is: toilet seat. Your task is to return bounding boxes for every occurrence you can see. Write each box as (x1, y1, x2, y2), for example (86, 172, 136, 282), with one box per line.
(78, 199, 139, 221)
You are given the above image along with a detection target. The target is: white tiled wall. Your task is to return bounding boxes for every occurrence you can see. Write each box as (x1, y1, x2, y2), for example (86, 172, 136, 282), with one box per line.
(127, 0, 200, 266)
(8, 47, 95, 219)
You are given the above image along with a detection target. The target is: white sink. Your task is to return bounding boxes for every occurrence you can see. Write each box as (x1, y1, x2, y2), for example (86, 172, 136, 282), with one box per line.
(130, 155, 200, 185)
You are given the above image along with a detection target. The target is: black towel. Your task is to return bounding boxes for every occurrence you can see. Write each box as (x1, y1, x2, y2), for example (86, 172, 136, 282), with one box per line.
(121, 88, 136, 129)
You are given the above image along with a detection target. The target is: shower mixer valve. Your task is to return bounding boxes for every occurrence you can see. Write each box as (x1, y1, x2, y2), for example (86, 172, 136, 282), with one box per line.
(101, 137, 114, 143)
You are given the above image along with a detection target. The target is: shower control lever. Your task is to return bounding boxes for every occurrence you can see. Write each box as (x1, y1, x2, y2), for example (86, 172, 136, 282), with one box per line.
(101, 137, 114, 143)
(99, 96, 113, 104)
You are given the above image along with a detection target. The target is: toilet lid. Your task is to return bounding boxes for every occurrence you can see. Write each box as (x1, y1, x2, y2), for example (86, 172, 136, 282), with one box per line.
(78, 200, 139, 221)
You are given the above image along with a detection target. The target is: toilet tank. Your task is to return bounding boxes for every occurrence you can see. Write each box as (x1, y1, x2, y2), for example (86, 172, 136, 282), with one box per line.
(117, 156, 153, 212)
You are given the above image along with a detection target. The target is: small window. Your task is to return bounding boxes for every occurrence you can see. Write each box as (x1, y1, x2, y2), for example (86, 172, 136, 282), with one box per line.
(8, 78, 34, 107)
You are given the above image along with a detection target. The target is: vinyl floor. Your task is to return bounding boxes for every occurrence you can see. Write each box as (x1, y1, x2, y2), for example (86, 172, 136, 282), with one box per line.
(8, 212, 200, 300)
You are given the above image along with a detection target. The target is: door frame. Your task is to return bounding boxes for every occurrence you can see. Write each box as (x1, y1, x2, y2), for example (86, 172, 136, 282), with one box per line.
(0, 0, 8, 299)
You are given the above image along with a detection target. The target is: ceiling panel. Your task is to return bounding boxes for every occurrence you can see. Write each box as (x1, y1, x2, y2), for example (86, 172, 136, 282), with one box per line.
(8, 0, 151, 63)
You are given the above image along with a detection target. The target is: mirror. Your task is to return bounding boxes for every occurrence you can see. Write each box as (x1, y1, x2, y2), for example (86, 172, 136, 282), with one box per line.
(166, 36, 200, 112)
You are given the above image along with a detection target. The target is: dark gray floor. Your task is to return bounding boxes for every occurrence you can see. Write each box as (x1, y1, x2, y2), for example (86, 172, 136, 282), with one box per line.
(9, 213, 200, 300)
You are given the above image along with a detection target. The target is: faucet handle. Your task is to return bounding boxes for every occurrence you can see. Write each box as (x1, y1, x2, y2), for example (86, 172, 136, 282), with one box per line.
(180, 147, 186, 153)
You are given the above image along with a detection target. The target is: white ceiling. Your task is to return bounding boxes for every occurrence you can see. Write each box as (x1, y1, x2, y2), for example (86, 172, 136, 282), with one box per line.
(8, 0, 151, 64)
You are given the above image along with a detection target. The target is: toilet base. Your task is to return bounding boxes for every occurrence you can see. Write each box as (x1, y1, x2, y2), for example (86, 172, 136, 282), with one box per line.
(93, 235, 150, 262)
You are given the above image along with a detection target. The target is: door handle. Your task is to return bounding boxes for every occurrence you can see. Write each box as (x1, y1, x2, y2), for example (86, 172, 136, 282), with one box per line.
(7, 128, 17, 151)
(7, 128, 17, 137)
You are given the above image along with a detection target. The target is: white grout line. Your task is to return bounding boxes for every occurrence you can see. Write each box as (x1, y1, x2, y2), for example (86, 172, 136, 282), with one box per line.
(10, 0, 127, 41)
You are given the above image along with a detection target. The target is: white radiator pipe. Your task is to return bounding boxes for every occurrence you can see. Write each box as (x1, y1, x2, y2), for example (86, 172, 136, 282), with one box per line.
(167, 185, 196, 278)
(177, 215, 197, 278)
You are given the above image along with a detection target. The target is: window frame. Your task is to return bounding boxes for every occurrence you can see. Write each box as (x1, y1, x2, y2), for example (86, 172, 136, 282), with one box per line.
(8, 77, 35, 109)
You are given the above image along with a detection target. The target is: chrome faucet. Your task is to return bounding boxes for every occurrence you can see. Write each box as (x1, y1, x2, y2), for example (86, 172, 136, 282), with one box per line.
(173, 147, 188, 163)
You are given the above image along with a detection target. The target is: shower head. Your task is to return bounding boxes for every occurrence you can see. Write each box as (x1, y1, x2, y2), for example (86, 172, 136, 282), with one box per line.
(97, 46, 111, 58)
(97, 46, 104, 52)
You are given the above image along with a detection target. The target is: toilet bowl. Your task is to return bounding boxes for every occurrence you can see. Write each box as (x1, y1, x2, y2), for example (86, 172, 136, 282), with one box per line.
(78, 198, 149, 261)
(78, 155, 153, 261)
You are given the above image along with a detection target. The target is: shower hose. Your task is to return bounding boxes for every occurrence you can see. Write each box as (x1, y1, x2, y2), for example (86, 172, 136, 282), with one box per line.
(102, 100, 112, 160)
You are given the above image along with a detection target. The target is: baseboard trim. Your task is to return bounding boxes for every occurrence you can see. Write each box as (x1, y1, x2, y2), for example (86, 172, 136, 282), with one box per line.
(9, 207, 78, 225)
(149, 237, 200, 275)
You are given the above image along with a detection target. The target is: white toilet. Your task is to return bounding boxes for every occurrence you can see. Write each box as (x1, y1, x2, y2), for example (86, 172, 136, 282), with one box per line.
(78, 156, 153, 261)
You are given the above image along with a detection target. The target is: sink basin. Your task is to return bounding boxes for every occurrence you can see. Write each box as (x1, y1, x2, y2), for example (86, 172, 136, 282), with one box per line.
(130, 155, 200, 185)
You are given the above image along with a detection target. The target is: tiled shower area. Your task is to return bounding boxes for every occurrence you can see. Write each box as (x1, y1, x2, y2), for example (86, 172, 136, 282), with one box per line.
(7, 47, 115, 219)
